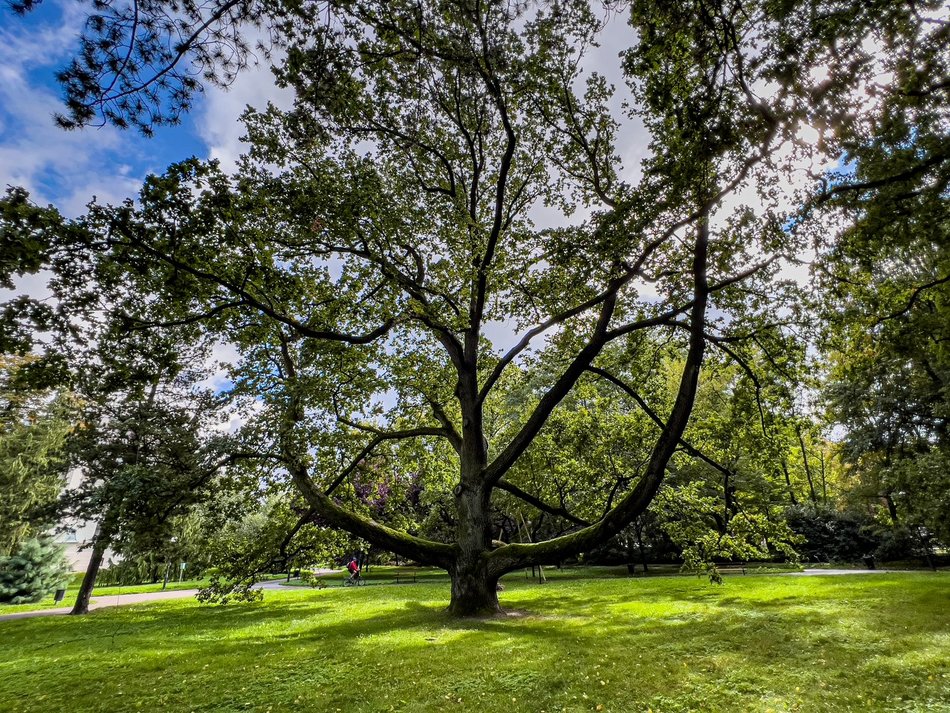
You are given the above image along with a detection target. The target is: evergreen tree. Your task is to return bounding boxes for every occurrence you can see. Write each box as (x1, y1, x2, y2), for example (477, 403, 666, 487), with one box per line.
(0, 536, 70, 604)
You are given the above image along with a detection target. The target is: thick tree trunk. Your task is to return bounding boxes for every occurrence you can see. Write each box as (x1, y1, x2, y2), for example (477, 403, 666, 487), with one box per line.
(448, 560, 500, 616)
(449, 447, 499, 615)
(445, 367, 502, 616)
(71, 530, 108, 615)
(449, 499, 500, 615)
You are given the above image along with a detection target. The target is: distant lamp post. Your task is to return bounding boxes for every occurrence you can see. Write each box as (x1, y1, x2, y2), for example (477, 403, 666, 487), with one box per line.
(162, 537, 178, 590)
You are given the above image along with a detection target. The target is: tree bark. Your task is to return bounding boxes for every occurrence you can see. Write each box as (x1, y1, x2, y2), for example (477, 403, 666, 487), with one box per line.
(796, 425, 819, 504)
(448, 559, 500, 617)
(884, 493, 899, 524)
(448, 460, 500, 615)
(444, 363, 503, 616)
(781, 460, 798, 505)
(70, 528, 108, 615)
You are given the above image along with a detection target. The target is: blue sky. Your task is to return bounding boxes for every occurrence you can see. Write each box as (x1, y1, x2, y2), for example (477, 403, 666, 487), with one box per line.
(0, 0, 291, 217)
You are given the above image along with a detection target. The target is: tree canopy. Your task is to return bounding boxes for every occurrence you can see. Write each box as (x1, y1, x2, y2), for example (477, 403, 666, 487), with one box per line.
(8, 0, 949, 614)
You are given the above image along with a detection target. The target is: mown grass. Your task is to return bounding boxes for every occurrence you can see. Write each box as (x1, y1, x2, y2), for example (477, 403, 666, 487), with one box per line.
(1, 572, 947, 712)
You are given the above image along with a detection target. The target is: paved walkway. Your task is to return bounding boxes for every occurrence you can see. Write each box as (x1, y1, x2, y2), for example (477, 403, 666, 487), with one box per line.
(780, 568, 904, 576)
(0, 570, 341, 623)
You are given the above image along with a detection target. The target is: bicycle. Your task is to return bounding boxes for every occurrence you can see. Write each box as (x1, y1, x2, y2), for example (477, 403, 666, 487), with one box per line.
(343, 573, 366, 586)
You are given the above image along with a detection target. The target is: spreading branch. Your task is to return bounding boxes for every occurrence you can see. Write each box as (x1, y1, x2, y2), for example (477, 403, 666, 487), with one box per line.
(487, 212, 710, 573)
(495, 480, 591, 527)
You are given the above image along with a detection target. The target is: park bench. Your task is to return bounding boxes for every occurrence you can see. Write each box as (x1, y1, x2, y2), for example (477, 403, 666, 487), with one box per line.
(716, 562, 748, 576)
(394, 570, 419, 584)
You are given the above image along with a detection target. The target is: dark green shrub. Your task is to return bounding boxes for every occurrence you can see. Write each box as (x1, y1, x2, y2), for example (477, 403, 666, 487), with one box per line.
(785, 506, 879, 563)
(873, 526, 923, 562)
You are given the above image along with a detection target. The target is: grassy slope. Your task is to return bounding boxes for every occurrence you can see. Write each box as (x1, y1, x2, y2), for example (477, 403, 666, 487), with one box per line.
(0, 574, 294, 614)
(0, 573, 947, 712)
(0, 579, 210, 614)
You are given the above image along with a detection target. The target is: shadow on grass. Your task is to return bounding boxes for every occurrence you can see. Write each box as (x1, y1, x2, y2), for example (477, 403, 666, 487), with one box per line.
(1, 573, 947, 713)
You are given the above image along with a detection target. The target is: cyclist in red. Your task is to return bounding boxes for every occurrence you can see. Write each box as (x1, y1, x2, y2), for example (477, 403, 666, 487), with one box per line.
(347, 557, 360, 584)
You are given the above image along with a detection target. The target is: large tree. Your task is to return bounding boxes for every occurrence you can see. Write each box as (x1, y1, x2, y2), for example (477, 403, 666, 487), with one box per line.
(0, 186, 238, 613)
(817, 120, 949, 549)
(60, 326, 235, 614)
(20, 0, 948, 615)
(803, 0, 950, 551)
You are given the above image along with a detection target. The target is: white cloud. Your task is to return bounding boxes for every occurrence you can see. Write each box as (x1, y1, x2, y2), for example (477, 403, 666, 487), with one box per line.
(0, 2, 294, 215)
(0, 2, 143, 215)
(200, 340, 241, 392)
(197, 58, 294, 173)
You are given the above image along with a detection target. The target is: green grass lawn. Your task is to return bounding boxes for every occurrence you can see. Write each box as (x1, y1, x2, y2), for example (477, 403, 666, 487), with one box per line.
(1, 572, 947, 712)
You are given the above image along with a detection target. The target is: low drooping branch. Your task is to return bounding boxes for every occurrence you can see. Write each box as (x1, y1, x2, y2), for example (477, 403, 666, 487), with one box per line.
(290, 459, 455, 569)
(276, 344, 455, 566)
(495, 480, 591, 527)
(278, 507, 317, 563)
